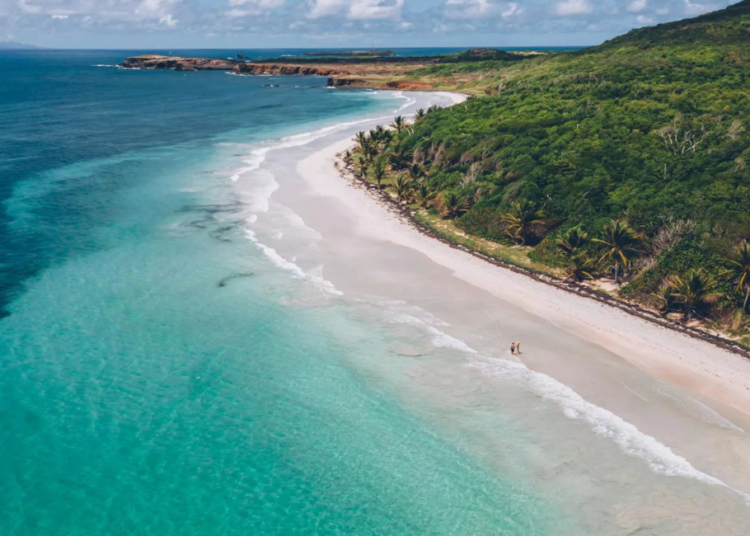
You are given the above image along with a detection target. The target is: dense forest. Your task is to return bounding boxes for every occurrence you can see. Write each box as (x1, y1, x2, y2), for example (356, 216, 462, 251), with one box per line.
(345, 0, 750, 340)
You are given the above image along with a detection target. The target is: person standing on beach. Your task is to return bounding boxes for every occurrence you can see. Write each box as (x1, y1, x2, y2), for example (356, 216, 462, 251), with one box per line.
(516, 341, 521, 354)
(510, 342, 516, 355)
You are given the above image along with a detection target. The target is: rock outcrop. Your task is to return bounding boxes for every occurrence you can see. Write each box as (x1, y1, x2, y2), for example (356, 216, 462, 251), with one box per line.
(120, 55, 236, 70)
(119, 55, 434, 91)
(232, 63, 348, 76)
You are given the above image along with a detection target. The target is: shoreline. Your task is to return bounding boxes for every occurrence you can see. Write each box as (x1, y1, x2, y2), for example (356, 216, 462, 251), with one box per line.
(339, 158, 750, 362)
(256, 89, 750, 423)
(308, 131, 750, 422)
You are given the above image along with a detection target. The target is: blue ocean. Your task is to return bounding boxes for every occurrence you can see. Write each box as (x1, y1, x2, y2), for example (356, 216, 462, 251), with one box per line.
(2, 50, 749, 535)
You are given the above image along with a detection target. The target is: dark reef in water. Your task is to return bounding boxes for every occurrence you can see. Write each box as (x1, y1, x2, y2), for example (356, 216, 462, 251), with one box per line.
(218, 273, 253, 288)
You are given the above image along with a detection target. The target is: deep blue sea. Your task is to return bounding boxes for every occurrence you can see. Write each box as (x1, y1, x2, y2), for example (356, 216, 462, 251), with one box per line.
(0, 49, 563, 535)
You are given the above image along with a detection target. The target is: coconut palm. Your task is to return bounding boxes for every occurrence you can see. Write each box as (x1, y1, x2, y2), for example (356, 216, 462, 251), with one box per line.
(372, 157, 386, 189)
(440, 192, 468, 219)
(556, 227, 589, 256)
(653, 282, 676, 316)
(353, 154, 369, 179)
(391, 174, 413, 204)
(388, 144, 410, 171)
(666, 269, 719, 322)
(407, 162, 424, 182)
(592, 220, 642, 285)
(415, 108, 426, 119)
(391, 115, 406, 134)
(724, 240, 750, 312)
(354, 131, 369, 153)
(501, 200, 546, 246)
(414, 182, 435, 208)
(565, 254, 596, 282)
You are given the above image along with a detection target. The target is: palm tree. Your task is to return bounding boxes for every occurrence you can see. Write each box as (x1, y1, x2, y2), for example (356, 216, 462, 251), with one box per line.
(653, 282, 676, 316)
(407, 162, 424, 182)
(501, 200, 546, 246)
(369, 126, 383, 142)
(415, 182, 435, 209)
(724, 240, 750, 313)
(565, 254, 596, 282)
(415, 108, 426, 119)
(391, 174, 413, 204)
(666, 269, 719, 322)
(391, 115, 406, 134)
(440, 192, 468, 219)
(354, 131, 369, 153)
(388, 143, 410, 171)
(372, 157, 386, 189)
(592, 220, 642, 285)
(556, 227, 589, 256)
(353, 154, 369, 179)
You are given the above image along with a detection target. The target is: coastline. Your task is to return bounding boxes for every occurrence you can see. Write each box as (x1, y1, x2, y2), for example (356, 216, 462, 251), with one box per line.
(319, 92, 750, 421)
(243, 90, 750, 498)
(301, 126, 750, 422)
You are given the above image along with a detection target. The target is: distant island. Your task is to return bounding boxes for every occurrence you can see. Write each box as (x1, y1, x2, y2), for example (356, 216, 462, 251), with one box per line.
(300, 50, 395, 57)
(119, 48, 528, 90)
(0, 41, 40, 50)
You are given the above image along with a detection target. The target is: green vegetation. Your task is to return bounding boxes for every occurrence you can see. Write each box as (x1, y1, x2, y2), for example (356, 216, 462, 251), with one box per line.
(343, 1, 750, 339)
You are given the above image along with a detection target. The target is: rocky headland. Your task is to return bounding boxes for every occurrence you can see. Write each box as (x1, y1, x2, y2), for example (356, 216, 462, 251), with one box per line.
(118, 54, 446, 90)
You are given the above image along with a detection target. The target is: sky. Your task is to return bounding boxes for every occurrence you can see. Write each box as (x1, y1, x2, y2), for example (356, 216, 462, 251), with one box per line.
(0, 0, 737, 48)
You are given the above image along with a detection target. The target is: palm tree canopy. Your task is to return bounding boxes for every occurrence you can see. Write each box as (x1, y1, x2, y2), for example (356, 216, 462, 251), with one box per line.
(500, 200, 546, 245)
(391, 115, 406, 133)
(565, 254, 595, 282)
(440, 192, 468, 219)
(372, 157, 386, 185)
(726, 240, 750, 293)
(666, 268, 719, 319)
(391, 174, 413, 202)
(593, 220, 642, 268)
(556, 227, 589, 255)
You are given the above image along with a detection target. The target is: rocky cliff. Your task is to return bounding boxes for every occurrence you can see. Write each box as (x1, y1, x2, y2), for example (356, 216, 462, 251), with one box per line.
(119, 55, 435, 91)
(120, 55, 237, 71)
(232, 63, 348, 76)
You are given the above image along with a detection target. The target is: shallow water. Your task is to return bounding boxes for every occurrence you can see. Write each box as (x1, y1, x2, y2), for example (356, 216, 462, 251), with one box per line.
(1, 50, 749, 535)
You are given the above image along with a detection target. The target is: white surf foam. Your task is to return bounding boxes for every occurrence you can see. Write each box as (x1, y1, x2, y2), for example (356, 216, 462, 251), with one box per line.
(383, 304, 749, 502)
(245, 229, 342, 296)
(470, 356, 750, 503)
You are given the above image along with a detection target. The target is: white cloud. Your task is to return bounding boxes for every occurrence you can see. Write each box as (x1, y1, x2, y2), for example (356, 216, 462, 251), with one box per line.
(307, 0, 347, 19)
(443, 0, 523, 21)
(683, 0, 715, 15)
(555, 0, 593, 16)
(308, 0, 403, 20)
(348, 0, 403, 20)
(627, 0, 647, 12)
(444, 0, 495, 19)
(500, 2, 521, 19)
(159, 14, 177, 26)
(225, 0, 284, 19)
(229, 0, 285, 8)
(636, 14, 654, 23)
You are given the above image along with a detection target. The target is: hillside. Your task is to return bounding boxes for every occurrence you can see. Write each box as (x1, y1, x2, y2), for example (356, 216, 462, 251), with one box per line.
(350, 1, 750, 339)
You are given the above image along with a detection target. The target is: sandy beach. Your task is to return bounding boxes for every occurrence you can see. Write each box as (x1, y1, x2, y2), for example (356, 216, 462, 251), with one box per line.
(238, 90, 750, 527)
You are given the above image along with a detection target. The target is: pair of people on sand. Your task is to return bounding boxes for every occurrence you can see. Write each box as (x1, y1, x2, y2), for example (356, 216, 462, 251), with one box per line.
(510, 341, 521, 355)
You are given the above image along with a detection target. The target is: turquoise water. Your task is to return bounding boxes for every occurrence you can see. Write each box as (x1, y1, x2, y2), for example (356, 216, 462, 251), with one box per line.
(0, 51, 560, 534)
